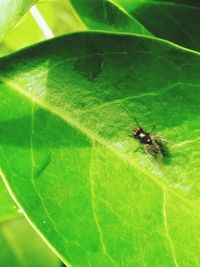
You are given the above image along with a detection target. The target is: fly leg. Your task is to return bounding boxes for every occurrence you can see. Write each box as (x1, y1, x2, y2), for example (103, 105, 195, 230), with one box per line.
(150, 124, 156, 134)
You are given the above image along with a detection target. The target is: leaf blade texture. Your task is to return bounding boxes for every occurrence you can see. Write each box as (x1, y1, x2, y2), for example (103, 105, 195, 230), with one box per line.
(0, 32, 200, 266)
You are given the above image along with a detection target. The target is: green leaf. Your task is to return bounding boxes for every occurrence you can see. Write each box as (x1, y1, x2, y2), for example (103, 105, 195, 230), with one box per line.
(71, 0, 200, 51)
(0, 217, 60, 267)
(0, 0, 37, 40)
(70, 0, 151, 35)
(0, 178, 19, 221)
(0, 32, 200, 266)
(113, 0, 200, 51)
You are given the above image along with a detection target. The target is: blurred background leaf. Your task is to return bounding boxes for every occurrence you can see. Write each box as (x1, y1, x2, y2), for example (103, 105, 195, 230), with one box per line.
(0, 217, 61, 267)
(0, 0, 86, 57)
(0, 0, 37, 41)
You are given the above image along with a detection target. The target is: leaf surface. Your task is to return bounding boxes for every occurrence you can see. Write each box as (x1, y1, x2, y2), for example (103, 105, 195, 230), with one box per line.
(0, 32, 200, 267)
(0, 0, 37, 40)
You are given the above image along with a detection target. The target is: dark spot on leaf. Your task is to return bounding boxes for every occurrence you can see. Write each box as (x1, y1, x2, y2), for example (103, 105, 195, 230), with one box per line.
(34, 154, 51, 179)
(75, 54, 103, 81)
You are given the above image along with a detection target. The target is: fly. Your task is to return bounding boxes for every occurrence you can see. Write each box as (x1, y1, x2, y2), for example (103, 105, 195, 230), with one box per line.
(130, 119, 165, 158)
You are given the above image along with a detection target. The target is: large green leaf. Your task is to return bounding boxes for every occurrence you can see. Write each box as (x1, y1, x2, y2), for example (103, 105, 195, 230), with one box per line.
(113, 0, 200, 51)
(0, 0, 37, 40)
(0, 32, 200, 266)
(70, 0, 151, 35)
(0, 217, 60, 267)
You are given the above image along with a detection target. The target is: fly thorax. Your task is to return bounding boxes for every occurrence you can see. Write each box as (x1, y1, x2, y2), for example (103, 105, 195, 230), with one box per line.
(139, 133, 146, 138)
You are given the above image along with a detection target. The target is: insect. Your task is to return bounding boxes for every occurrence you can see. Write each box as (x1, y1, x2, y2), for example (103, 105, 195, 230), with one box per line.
(130, 119, 165, 158)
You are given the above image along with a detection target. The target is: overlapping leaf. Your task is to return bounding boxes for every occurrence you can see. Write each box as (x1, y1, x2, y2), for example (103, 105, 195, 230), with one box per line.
(70, 0, 150, 35)
(71, 0, 200, 51)
(114, 0, 200, 51)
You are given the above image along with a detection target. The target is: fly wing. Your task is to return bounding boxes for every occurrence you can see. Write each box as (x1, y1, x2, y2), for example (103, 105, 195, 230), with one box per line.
(144, 140, 164, 158)
(154, 138, 163, 148)
(142, 144, 163, 167)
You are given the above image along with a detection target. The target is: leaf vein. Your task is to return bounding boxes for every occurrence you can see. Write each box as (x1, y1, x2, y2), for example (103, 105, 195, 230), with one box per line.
(89, 144, 117, 266)
(163, 189, 179, 267)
